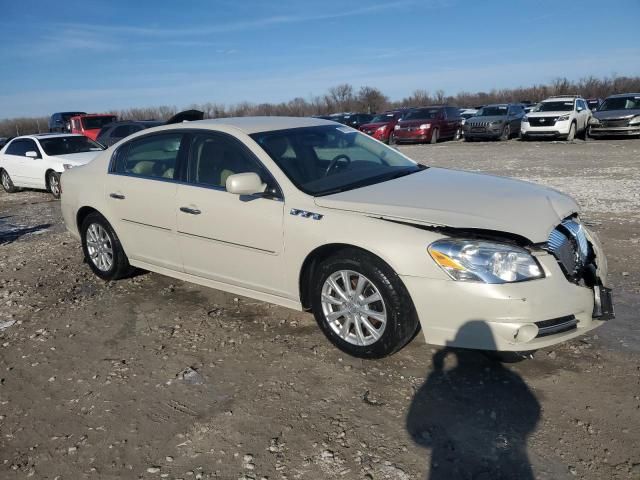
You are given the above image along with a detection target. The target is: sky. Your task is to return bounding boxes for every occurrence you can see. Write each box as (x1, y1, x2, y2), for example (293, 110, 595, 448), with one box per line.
(1, 0, 639, 118)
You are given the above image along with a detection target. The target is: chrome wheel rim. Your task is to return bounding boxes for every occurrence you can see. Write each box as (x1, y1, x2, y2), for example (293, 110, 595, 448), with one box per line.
(1, 172, 10, 189)
(86, 223, 114, 272)
(49, 174, 60, 196)
(321, 270, 387, 346)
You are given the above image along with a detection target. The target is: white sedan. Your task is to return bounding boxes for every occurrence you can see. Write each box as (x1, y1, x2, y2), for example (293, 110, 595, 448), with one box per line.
(0, 134, 104, 198)
(60, 117, 613, 358)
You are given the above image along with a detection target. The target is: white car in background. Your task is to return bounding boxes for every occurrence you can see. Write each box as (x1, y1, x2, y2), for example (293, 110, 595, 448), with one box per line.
(0, 134, 104, 198)
(520, 96, 591, 141)
(59, 117, 613, 359)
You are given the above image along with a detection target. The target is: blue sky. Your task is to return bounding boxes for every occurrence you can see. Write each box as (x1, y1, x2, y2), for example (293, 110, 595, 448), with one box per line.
(1, 0, 639, 118)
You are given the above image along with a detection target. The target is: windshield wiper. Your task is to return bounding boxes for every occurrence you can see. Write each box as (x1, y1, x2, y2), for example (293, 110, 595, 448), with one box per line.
(316, 165, 427, 196)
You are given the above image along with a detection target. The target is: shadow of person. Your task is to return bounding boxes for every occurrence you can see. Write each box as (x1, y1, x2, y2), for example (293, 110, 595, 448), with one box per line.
(406, 321, 540, 480)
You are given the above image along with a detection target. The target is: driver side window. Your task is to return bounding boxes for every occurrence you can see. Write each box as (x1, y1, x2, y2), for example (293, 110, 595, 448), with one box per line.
(187, 133, 269, 190)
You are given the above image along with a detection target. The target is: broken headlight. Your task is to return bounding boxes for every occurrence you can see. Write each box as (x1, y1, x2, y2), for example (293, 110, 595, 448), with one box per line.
(428, 239, 544, 284)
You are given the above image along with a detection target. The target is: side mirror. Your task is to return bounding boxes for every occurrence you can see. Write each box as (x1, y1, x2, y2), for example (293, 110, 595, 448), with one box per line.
(25, 151, 39, 159)
(577, 107, 584, 112)
(226, 172, 266, 196)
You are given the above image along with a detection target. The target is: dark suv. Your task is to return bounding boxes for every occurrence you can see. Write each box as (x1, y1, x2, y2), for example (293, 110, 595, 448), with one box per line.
(96, 120, 163, 147)
(463, 103, 525, 141)
(49, 112, 86, 133)
(391, 106, 462, 144)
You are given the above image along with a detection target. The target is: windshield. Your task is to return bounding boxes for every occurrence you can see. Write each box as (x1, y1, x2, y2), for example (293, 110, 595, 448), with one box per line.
(251, 125, 423, 196)
(477, 106, 508, 116)
(81, 116, 117, 130)
(598, 96, 640, 111)
(39, 136, 104, 156)
(370, 114, 396, 123)
(533, 101, 574, 112)
(404, 108, 441, 120)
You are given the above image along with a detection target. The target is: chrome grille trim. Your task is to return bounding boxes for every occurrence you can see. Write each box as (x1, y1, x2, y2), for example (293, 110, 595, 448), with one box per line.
(546, 218, 591, 279)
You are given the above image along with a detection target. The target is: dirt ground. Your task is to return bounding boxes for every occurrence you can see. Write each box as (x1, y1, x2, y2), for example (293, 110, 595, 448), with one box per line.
(1, 137, 639, 480)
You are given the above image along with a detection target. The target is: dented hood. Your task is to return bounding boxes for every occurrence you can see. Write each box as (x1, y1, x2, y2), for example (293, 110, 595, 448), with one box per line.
(314, 168, 578, 243)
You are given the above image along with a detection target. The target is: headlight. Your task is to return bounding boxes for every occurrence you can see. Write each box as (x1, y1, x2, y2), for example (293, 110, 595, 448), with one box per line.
(63, 164, 74, 170)
(490, 120, 503, 125)
(376, 125, 387, 132)
(419, 123, 431, 129)
(589, 117, 600, 125)
(522, 116, 529, 123)
(428, 239, 544, 284)
(629, 116, 640, 125)
(557, 114, 571, 121)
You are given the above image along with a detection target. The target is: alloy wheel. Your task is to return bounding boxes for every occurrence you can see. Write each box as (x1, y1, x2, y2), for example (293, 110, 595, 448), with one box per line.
(86, 223, 114, 272)
(49, 173, 60, 196)
(321, 270, 387, 346)
(2, 171, 10, 190)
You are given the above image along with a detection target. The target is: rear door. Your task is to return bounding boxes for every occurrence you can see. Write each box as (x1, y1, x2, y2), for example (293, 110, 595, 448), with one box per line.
(175, 131, 286, 296)
(104, 131, 186, 271)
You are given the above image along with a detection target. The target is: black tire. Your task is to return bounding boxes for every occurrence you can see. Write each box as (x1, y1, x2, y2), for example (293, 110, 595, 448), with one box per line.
(311, 248, 419, 358)
(566, 122, 576, 141)
(1, 169, 18, 193)
(47, 171, 61, 199)
(429, 128, 439, 144)
(389, 132, 397, 145)
(81, 212, 132, 281)
(579, 122, 589, 140)
(453, 127, 462, 141)
(499, 124, 511, 141)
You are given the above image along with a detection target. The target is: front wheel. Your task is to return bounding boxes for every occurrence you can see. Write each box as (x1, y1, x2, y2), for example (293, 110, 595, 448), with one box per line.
(389, 132, 397, 145)
(453, 127, 462, 141)
(311, 249, 419, 358)
(499, 124, 511, 141)
(566, 122, 576, 141)
(429, 128, 439, 144)
(47, 171, 61, 199)
(1, 170, 18, 193)
(81, 212, 132, 281)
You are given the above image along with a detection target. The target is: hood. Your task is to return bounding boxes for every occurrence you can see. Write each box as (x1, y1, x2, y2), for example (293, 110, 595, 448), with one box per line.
(54, 151, 102, 165)
(360, 121, 392, 129)
(398, 119, 436, 127)
(527, 111, 567, 118)
(314, 168, 578, 243)
(593, 109, 640, 120)
(466, 115, 506, 124)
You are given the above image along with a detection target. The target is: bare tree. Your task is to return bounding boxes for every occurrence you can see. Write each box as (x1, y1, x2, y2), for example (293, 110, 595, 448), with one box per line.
(357, 86, 388, 113)
(328, 84, 355, 112)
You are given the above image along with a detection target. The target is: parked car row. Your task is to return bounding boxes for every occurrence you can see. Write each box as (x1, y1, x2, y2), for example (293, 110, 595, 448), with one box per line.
(352, 93, 640, 144)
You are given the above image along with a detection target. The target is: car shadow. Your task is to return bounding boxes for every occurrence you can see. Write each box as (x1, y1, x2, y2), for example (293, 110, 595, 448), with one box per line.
(406, 321, 540, 479)
(0, 221, 52, 245)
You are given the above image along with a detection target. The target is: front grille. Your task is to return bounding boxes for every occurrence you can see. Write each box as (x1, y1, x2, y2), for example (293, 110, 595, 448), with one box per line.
(546, 218, 592, 280)
(529, 117, 557, 127)
(600, 118, 629, 128)
(469, 121, 491, 127)
(535, 315, 578, 338)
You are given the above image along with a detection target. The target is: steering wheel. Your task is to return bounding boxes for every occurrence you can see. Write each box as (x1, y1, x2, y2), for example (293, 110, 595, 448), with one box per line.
(325, 154, 351, 176)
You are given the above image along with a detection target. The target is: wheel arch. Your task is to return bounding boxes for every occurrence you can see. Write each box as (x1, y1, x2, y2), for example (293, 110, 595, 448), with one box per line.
(44, 168, 58, 189)
(298, 243, 401, 311)
(76, 206, 101, 233)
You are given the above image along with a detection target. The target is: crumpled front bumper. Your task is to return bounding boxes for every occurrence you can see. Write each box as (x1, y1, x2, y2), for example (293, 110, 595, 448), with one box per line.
(402, 252, 609, 351)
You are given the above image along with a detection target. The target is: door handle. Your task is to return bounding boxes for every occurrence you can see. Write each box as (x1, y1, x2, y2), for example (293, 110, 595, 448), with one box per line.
(180, 207, 201, 215)
(110, 193, 125, 199)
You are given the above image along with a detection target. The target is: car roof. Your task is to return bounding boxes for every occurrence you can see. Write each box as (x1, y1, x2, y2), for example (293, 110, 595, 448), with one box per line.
(151, 116, 337, 134)
(606, 92, 640, 98)
(542, 97, 578, 102)
(14, 133, 86, 140)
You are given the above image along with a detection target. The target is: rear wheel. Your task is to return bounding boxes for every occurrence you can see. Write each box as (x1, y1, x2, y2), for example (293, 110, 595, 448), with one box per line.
(81, 212, 132, 281)
(429, 128, 439, 144)
(47, 171, 61, 199)
(311, 249, 419, 358)
(1, 170, 18, 193)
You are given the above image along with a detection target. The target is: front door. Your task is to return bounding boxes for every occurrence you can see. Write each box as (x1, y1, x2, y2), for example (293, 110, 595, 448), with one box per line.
(175, 131, 286, 296)
(104, 131, 186, 271)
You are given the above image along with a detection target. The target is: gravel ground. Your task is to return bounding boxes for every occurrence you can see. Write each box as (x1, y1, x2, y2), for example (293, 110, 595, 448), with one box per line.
(1, 137, 639, 480)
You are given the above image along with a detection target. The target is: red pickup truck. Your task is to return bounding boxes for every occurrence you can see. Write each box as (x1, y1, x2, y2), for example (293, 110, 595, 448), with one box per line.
(70, 114, 117, 141)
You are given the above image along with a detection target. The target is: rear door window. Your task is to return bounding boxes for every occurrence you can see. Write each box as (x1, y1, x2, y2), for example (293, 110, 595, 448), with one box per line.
(114, 133, 185, 180)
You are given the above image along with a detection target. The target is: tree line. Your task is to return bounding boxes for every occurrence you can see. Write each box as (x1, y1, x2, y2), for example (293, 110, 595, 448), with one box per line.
(2, 75, 639, 138)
